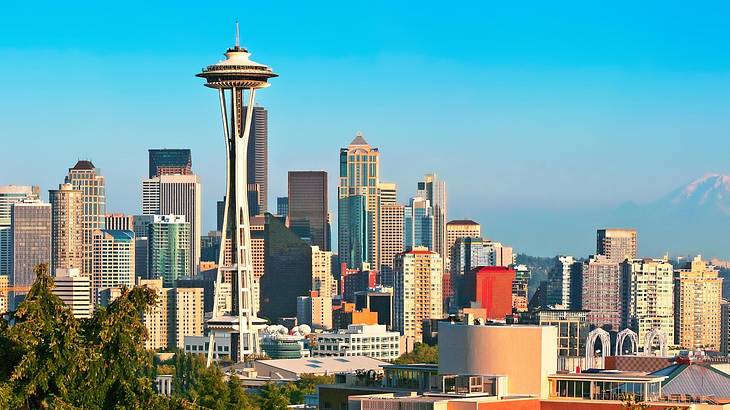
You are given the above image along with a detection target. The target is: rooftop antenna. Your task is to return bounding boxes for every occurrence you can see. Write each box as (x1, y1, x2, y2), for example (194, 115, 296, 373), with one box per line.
(235, 21, 240, 48)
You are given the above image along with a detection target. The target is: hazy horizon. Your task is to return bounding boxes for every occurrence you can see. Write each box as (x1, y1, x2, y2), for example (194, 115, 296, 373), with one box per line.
(2, 1, 730, 259)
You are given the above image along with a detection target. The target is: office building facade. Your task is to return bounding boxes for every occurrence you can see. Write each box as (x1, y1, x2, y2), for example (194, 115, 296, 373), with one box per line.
(674, 255, 723, 349)
(393, 247, 443, 343)
(53, 268, 91, 319)
(403, 196, 434, 251)
(597, 228, 637, 263)
(92, 229, 135, 302)
(148, 215, 191, 287)
(338, 133, 379, 270)
(416, 174, 447, 271)
(580, 254, 622, 330)
(10, 199, 51, 306)
(621, 258, 675, 344)
(288, 171, 328, 250)
(142, 174, 201, 274)
(0, 185, 39, 277)
(49, 183, 83, 273)
(65, 160, 106, 278)
(148, 149, 192, 178)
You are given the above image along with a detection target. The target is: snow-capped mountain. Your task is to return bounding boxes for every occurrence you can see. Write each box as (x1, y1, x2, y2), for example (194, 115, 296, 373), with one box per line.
(660, 173, 730, 214)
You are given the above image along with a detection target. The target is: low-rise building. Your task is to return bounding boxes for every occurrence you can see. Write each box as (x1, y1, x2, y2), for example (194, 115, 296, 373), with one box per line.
(313, 324, 401, 360)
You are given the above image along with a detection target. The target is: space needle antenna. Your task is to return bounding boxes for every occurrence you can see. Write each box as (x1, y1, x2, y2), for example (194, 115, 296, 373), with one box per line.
(235, 21, 240, 48)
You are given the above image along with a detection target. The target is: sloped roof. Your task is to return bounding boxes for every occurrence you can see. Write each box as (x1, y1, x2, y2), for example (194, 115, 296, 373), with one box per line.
(350, 133, 369, 146)
(71, 160, 95, 170)
(652, 363, 730, 398)
(254, 356, 388, 376)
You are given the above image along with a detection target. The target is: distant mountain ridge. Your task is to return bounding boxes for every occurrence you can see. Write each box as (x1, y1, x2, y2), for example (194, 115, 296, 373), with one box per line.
(659, 173, 730, 214)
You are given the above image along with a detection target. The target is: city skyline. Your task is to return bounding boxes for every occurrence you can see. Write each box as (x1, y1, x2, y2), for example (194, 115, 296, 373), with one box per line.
(3, 2, 730, 259)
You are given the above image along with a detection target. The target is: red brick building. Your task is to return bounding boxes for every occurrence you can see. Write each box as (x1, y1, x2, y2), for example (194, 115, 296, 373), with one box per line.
(464, 266, 515, 320)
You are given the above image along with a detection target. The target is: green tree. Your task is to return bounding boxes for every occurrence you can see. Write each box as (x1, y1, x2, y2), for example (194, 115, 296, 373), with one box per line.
(393, 343, 438, 364)
(255, 383, 290, 410)
(1, 264, 85, 409)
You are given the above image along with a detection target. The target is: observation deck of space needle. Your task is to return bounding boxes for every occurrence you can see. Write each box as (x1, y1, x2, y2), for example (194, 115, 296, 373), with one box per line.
(196, 22, 277, 367)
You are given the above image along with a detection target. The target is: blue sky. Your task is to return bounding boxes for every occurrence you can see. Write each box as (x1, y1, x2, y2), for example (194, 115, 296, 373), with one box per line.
(2, 1, 730, 257)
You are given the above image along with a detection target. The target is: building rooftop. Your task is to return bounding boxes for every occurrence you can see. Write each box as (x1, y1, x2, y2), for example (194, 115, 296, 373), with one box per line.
(101, 230, 135, 241)
(652, 363, 730, 398)
(447, 219, 480, 225)
(255, 356, 388, 376)
(70, 160, 96, 170)
(549, 370, 666, 383)
(349, 133, 369, 146)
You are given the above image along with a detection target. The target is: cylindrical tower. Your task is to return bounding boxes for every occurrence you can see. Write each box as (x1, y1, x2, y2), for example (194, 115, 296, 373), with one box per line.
(197, 27, 277, 366)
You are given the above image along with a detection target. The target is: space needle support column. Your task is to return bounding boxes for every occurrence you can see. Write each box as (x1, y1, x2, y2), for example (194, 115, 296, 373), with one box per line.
(207, 88, 232, 367)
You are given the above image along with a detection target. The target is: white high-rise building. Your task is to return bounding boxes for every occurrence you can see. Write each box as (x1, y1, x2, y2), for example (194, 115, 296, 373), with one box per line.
(53, 268, 91, 319)
(142, 174, 201, 274)
(311, 246, 335, 298)
(92, 229, 134, 303)
(547, 256, 576, 308)
(621, 258, 675, 346)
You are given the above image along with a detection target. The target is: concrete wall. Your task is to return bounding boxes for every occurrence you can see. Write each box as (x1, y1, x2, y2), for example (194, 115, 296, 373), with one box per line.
(438, 324, 557, 398)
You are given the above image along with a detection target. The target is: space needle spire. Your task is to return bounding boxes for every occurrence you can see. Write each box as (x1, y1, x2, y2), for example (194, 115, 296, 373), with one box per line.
(196, 25, 277, 366)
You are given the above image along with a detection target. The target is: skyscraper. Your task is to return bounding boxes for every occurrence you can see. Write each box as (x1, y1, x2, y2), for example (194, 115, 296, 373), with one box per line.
(580, 254, 622, 330)
(49, 183, 83, 273)
(104, 213, 134, 230)
(258, 214, 311, 321)
(91, 229, 135, 303)
(621, 258, 675, 345)
(403, 196, 434, 251)
(288, 171, 328, 250)
(148, 149, 192, 178)
(142, 174, 201, 274)
(245, 106, 268, 214)
(65, 160, 106, 278)
(1, 185, 39, 277)
(445, 220, 480, 270)
(378, 202, 404, 288)
(311, 245, 335, 299)
(148, 215, 191, 287)
(378, 182, 397, 205)
(196, 28, 277, 362)
(338, 133, 379, 270)
(674, 255, 723, 349)
(546, 256, 579, 309)
(393, 247, 443, 343)
(721, 300, 729, 355)
(463, 266, 515, 320)
(10, 199, 51, 306)
(417, 174, 447, 270)
(133, 214, 155, 279)
(276, 197, 288, 217)
(596, 228, 637, 263)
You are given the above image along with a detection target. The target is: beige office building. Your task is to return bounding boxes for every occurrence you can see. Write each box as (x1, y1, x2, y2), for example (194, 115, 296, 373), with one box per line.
(139, 278, 170, 351)
(622, 258, 674, 345)
(393, 247, 443, 343)
(172, 287, 204, 349)
(379, 202, 404, 287)
(597, 228, 637, 263)
(674, 255, 723, 349)
(49, 183, 83, 273)
(312, 245, 335, 298)
(446, 220, 481, 270)
(297, 292, 333, 330)
(65, 161, 106, 278)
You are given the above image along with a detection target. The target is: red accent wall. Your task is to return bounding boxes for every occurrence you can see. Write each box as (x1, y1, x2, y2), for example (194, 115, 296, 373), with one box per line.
(467, 266, 515, 319)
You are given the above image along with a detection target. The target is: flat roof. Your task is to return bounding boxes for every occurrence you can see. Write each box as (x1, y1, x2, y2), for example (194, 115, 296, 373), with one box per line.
(255, 356, 388, 375)
(549, 372, 666, 382)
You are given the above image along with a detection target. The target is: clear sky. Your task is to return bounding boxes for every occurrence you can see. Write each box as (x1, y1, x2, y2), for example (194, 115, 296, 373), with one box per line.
(2, 1, 730, 257)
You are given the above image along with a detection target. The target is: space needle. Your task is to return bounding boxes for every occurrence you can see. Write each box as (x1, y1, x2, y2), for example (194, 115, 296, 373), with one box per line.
(197, 24, 277, 366)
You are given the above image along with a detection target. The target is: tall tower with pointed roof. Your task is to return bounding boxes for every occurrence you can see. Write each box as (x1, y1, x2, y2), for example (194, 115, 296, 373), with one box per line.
(338, 133, 380, 271)
(196, 26, 277, 364)
(65, 160, 106, 279)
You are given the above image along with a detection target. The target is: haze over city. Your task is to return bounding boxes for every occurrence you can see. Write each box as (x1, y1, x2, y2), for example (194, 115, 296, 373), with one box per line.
(2, 1, 730, 258)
